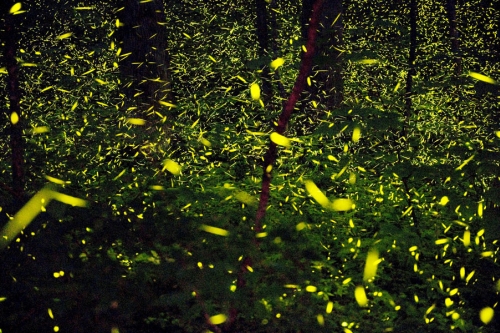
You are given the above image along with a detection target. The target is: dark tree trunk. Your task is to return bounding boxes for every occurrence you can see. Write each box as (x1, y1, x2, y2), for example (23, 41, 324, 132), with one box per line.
(319, 0, 344, 109)
(446, 0, 461, 76)
(404, 0, 418, 132)
(255, 0, 273, 103)
(301, 0, 344, 111)
(117, 0, 171, 115)
(1, 2, 24, 200)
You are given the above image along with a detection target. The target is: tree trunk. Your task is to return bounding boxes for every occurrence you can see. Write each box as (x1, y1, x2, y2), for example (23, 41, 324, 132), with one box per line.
(1, 2, 24, 200)
(255, 0, 273, 104)
(301, 0, 344, 112)
(404, 0, 418, 133)
(319, 0, 344, 109)
(446, 0, 461, 76)
(117, 0, 171, 116)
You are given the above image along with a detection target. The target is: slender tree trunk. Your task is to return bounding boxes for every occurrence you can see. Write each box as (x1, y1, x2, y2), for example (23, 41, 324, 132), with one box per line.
(255, 0, 325, 232)
(404, 0, 418, 132)
(255, 0, 273, 103)
(446, 0, 461, 76)
(301, 0, 344, 112)
(320, 0, 344, 109)
(1, 2, 24, 200)
(117, 0, 171, 116)
(230, 3, 325, 328)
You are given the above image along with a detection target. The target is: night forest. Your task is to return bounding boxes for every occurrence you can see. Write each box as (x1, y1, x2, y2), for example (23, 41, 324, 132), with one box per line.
(1, 0, 499, 332)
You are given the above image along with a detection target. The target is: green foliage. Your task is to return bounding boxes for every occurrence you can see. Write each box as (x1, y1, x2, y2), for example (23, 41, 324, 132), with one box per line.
(1, 0, 499, 332)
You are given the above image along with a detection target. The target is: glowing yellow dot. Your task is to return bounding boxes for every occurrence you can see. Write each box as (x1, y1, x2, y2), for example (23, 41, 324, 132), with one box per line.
(250, 83, 260, 100)
(306, 285, 317, 292)
(326, 301, 333, 314)
(355, 285, 368, 307)
(479, 307, 494, 324)
(10, 112, 19, 125)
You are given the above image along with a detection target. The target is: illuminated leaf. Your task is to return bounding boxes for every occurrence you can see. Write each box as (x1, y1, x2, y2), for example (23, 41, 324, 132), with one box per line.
(352, 127, 361, 142)
(33, 126, 49, 134)
(209, 314, 227, 325)
(317, 314, 324, 326)
(9, 3, 22, 14)
(465, 270, 475, 284)
(296, 222, 307, 231)
(199, 136, 212, 147)
(201, 225, 229, 236)
(349, 172, 356, 184)
(270, 132, 291, 148)
(331, 198, 354, 211)
(355, 285, 368, 307)
(163, 159, 181, 175)
(327, 155, 339, 162)
(435, 238, 449, 245)
(250, 83, 260, 100)
(305, 285, 317, 292)
(51, 192, 88, 207)
(284, 284, 299, 289)
(463, 230, 470, 247)
(455, 154, 474, 171)
(113, 169, 126, 180)
(358, 59, 378, 65)
(481, 251, 493, 257)
(234, 191, 256, 205)
(469, 72, 496, 84)
(363, 249, 379, 281)
(191, 118, 200, 128)
(305, 180, 330, 208)
(126, 118, 146, 125)
(10, 112, 19, 125)
(326, 301, 333, 314)
(0, 187, 54, 250)
(270, 57, 285, 70)
(159, 100, 176, 108)
(57, 32, 73, 40)
(479, 307, 494, 324)
(439, 196, 449, 206)
(95, 78, 107, 85)
(236, 75, 247, 83)
(45, 175, 68, 185)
